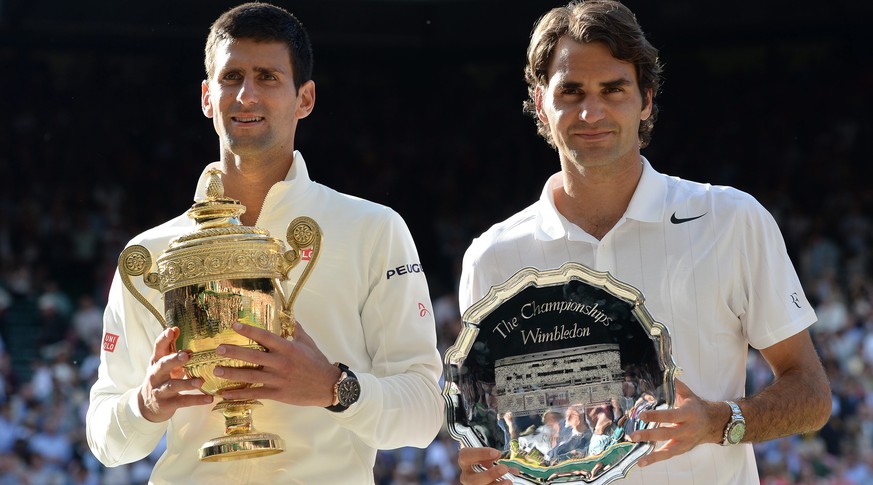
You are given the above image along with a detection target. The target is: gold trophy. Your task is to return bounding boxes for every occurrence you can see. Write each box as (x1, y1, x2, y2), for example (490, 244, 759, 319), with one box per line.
(117, 168, 322, 462)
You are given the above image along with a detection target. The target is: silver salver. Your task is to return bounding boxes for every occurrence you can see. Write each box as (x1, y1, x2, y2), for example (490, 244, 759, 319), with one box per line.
(443, 262, 679, 484)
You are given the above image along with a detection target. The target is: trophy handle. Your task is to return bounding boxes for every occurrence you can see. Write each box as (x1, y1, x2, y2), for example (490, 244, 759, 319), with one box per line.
(118, 245, 168, 329)
(282, 216, 323, 315)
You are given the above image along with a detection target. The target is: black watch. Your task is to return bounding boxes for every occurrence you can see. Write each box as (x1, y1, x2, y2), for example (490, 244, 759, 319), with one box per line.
(326, 363, 361, 413)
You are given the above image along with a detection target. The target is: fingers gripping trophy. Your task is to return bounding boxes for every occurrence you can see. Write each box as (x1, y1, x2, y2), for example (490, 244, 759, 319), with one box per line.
(117, 168, 322, 462)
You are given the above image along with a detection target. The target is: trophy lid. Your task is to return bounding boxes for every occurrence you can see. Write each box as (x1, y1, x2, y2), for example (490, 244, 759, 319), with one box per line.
(170, 168, 271, 243)
(117, 167, 321, 326)
(150, 168, 286, 292)
(188, 168, 247, 230)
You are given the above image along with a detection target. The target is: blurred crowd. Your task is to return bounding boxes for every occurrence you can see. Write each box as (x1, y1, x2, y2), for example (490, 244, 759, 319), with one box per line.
(1, 3, 872, 484)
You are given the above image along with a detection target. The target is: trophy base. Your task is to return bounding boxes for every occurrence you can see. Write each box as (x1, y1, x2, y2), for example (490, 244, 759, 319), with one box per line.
(199, 432, 286, 462)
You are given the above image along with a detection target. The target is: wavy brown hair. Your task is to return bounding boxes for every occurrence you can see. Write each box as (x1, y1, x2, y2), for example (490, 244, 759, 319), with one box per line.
(522, 0, 663, 148)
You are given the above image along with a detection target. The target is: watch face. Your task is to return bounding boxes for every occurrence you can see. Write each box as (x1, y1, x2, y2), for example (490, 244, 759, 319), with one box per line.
(338, 378, 360, 407)
(728, 422, 746, 444)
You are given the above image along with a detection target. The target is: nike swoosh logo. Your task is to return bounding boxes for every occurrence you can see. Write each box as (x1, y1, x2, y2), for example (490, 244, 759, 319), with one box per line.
(670, 212, 707, 224)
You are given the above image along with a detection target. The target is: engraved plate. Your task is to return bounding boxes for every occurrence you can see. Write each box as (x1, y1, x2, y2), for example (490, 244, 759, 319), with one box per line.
(443, 262, 678, 484)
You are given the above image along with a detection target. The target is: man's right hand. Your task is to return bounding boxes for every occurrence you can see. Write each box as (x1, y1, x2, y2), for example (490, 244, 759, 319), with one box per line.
(458, 447, 513, 485)
(138, 327, 213, 422)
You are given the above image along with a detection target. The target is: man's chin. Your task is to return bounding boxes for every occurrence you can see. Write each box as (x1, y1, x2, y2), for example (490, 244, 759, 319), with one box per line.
(225, 138, 269, 155)
(563, 146, 630, 168)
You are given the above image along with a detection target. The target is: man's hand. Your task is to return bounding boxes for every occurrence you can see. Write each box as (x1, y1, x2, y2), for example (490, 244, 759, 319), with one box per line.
(213, 321, 341, 407)
(458, 447, 514, 485)
(139, 327, 213, 423)
(629, 379, 727, 467)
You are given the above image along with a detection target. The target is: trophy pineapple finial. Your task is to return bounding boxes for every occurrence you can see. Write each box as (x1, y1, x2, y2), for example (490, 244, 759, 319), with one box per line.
(205, 168, 225, 200)
(187, 167, 246, 228)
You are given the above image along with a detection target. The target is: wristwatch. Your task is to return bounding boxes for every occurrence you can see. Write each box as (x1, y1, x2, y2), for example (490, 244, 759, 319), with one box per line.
(721, 401, 746, 446)
(326, 363, 361, 413)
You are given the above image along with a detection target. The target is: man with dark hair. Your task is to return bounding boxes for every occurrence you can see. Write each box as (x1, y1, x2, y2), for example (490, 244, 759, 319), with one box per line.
(457, 1, 830, 483)
(86, 3, 443, 483)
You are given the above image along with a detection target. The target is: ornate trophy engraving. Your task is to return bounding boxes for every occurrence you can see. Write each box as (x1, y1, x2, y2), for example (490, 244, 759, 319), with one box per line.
(443, 262, 678, 484)
(118, 168, 322, 462)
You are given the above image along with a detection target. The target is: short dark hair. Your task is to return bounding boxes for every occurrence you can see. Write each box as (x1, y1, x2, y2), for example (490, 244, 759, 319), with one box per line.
(204, 2, 313, 91)
(523, 0, 663, 148)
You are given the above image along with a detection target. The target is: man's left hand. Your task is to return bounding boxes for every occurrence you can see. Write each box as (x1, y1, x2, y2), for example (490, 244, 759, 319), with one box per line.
(212, 321, 342, 407)
(629, 379, 727, 467)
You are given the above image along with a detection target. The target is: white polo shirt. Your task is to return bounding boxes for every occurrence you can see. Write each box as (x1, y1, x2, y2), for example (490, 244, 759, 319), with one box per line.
(459, 157, 816, 484)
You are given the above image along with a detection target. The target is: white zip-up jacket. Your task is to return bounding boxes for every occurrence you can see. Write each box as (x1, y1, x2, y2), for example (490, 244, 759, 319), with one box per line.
(87, 152, 444, 484)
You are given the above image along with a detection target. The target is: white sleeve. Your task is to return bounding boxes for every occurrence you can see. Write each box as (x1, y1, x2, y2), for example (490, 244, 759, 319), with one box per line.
(457, 232, 497, 315)
(458, 241, 478, 315)
(86, 270, 169, 466)
(328, 209, 444, 448)
(736, 197, 817, 349)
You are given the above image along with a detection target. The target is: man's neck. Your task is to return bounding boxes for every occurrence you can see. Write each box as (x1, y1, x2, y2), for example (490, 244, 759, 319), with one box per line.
(554, 155, 643, 240)
(219, 153, 295, 226)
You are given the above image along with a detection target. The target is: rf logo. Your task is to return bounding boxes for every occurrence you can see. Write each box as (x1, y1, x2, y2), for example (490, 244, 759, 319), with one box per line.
(418, 303, 429, 317)
(790, 292, 801, 308)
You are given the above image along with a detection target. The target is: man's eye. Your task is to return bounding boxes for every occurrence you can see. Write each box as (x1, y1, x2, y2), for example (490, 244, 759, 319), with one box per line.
(261, 74, 278, 81)
(222, 72, 242, 81)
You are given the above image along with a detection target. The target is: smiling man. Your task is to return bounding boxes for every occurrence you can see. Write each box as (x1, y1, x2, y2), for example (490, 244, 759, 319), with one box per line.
(456, 1, 831, 484)
(86, 3, 443, 484)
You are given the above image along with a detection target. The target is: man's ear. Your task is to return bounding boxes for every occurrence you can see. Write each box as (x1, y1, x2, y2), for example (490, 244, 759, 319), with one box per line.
(535, 84, 548, 123)
(295, 80, 316, 119)
(641, 88, 653, 121)
(201, 80, 214, 118)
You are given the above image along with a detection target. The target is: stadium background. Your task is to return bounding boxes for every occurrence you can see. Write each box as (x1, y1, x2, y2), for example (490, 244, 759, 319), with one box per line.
(0, 0, 871, 483)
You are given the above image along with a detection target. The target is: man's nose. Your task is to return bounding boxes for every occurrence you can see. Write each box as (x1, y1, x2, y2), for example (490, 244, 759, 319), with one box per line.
(578, 97, 605, 123)
(236, 78, 259, 105)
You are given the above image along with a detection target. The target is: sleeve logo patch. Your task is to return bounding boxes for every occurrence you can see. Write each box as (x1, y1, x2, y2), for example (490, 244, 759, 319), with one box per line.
(386, 263, 423, 280)
(103, 333, 120, 352)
